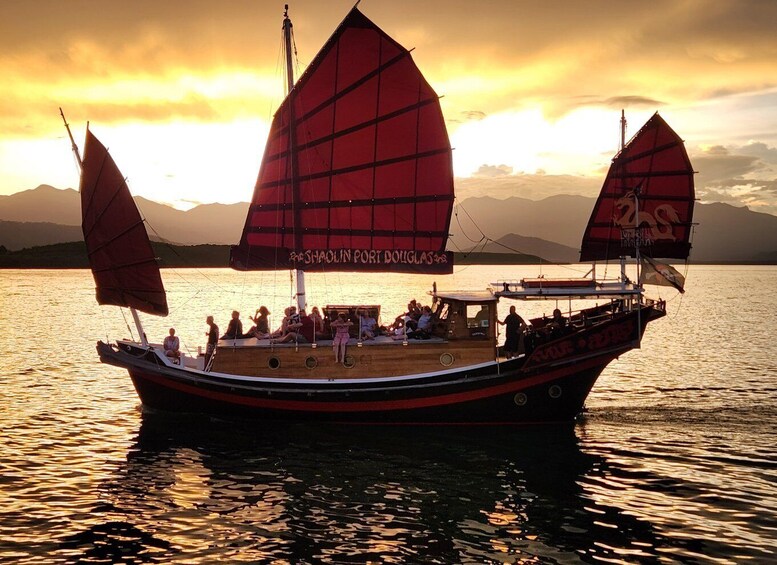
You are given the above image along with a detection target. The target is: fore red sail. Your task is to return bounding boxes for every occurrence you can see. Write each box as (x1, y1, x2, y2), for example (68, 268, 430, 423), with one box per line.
(80, 129, 168, 316)
(231, 7, 454, 274)
(579, 113, 695, 262)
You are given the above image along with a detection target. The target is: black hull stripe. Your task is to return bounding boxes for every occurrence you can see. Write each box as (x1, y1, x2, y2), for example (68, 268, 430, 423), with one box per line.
(129, 354, 614, 413)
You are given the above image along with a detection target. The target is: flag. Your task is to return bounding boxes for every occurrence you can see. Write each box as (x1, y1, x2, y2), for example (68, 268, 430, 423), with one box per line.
(640, 257, 685, 293)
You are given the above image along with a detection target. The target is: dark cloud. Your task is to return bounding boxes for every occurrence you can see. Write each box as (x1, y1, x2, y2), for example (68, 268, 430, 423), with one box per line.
(447, 110, 487, 125)
(568, 95, 664, 110)
(692, 146, 762, 184)
(603, 96, 664, 108)
(692, 143, 777, 215)
(461, 110, 486, 121)
(712, 178, 777, 195)
(455, 173, 601, 201)
(473, 164, 513, 178)
(737, 141, 777, 164)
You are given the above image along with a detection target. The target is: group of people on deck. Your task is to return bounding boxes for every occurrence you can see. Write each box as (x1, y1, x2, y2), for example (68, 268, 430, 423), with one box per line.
(217, 306, 327, 344)
(187, 298, 440, 364)
(500, 306, 569, 358)
(389, 299, 434, 339)
(161, 302, 571, 366)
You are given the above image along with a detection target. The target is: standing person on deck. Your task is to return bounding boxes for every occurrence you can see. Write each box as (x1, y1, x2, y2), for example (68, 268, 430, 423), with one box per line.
(331, 313, 353, 363)
(498, 305, 526, 359)
(204, 316, 219, 365)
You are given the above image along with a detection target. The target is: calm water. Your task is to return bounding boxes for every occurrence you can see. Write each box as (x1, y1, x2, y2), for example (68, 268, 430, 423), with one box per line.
(1, 265, 775, 564)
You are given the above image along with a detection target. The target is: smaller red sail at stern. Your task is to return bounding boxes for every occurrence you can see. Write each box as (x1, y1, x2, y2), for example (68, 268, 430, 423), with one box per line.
(580, 113, 695, 263)
(80, 129, 168, 316)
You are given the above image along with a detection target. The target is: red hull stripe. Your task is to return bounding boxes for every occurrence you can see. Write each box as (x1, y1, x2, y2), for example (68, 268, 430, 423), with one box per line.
(133, 355, 612, 413)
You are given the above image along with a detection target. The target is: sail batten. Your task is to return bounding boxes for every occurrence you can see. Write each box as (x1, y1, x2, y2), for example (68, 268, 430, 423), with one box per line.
(84, 219, 146, 255)
(274, 50, 412, 139)
(266, 97, 440, 165)
(89, 256, 163, 274)
(80, 129, 168, 316)
(231, 7, 454, 274)
(249, 192, 452, 213)
(579, 113, 695, 262)
(257, 147, 452, 191)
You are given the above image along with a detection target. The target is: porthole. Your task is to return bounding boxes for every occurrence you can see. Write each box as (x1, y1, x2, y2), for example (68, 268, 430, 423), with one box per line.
(305, 356, 318, 369)
(548, 385, 562, 399)
(268, 356, 281, 370)
(343, 355, 356, 368)
(440, 352, 455, 367)
(514, 392, 527, 406)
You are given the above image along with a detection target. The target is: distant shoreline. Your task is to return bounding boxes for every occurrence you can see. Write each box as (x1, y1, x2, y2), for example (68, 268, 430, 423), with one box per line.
(0, 241, 774, 268)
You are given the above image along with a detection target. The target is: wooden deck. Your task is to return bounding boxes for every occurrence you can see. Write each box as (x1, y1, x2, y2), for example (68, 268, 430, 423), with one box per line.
(212, 336, 496, 379)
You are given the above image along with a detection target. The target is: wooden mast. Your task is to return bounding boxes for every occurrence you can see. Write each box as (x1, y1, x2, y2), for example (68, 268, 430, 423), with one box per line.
(283, 5, 306, 314)
(619, 110, 628, 285)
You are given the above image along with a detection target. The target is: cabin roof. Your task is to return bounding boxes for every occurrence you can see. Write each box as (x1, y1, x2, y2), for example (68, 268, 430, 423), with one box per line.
(435, 290, 497, 303)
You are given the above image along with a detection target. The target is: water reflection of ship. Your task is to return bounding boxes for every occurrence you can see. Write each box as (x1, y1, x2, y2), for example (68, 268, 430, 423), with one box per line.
(59, 413, 697, 563)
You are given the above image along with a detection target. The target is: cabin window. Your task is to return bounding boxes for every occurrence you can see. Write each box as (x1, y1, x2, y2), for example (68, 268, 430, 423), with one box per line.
(439, 299, 494, 340)
(466, 303, 493, 339)
(467, 304, 491, 329)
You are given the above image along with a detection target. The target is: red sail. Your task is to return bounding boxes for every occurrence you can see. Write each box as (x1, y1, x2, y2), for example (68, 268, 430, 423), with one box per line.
(231, 7, 454, 274)
(80, 129, 168, 316)
(579, 113, 695, 262)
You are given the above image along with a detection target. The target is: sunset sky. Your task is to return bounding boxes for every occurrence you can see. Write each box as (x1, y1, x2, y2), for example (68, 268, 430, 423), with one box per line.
(1, 0, 776, 214)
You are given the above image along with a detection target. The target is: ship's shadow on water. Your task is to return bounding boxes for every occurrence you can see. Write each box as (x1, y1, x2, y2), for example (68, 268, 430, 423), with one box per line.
(51, 412, 715, 564)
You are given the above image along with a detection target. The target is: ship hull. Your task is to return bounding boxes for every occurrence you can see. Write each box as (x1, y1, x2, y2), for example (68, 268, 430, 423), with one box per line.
(123, 359, 609, 423)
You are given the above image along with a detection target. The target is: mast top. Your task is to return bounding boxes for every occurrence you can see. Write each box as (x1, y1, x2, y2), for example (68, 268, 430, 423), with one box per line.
(620, 109, 627, 151)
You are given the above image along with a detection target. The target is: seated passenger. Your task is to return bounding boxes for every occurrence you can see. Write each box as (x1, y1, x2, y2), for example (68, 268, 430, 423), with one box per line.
(273, 309, 310, 343)
(548, 308, 568, 338)
(390, 315, 409, 339)
(408, 306, 433, 339)
(271, 307, 295, 339)
(309, 306, 326, 339)
(474, 305, 490, 327)
(359, 309, 378, 340)
(248, 306, 271, 338)
(220, 311, 244, 339)
(163, 328, 181, 362)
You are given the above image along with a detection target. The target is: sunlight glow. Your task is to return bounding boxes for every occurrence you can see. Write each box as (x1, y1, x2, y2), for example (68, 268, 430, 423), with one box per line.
(449, 107, 642, 178)
(83, 119, 271, 208)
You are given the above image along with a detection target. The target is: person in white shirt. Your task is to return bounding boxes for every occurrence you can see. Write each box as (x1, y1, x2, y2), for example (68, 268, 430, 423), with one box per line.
(359, 309, 378, 340)
(163, 328, 181, 362)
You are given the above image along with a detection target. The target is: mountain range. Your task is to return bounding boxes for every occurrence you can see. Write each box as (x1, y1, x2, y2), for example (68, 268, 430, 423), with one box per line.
(2, 184, 777, 263)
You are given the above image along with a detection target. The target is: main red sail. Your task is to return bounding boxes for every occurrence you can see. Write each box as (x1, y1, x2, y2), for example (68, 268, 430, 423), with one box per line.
(579, 113, 695, 262)
(80, 129, 168, 316)
(231, 7, 454, 274)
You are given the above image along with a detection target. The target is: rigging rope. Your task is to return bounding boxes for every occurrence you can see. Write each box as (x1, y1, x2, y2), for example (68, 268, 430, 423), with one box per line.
(451, 200, 590, 277)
